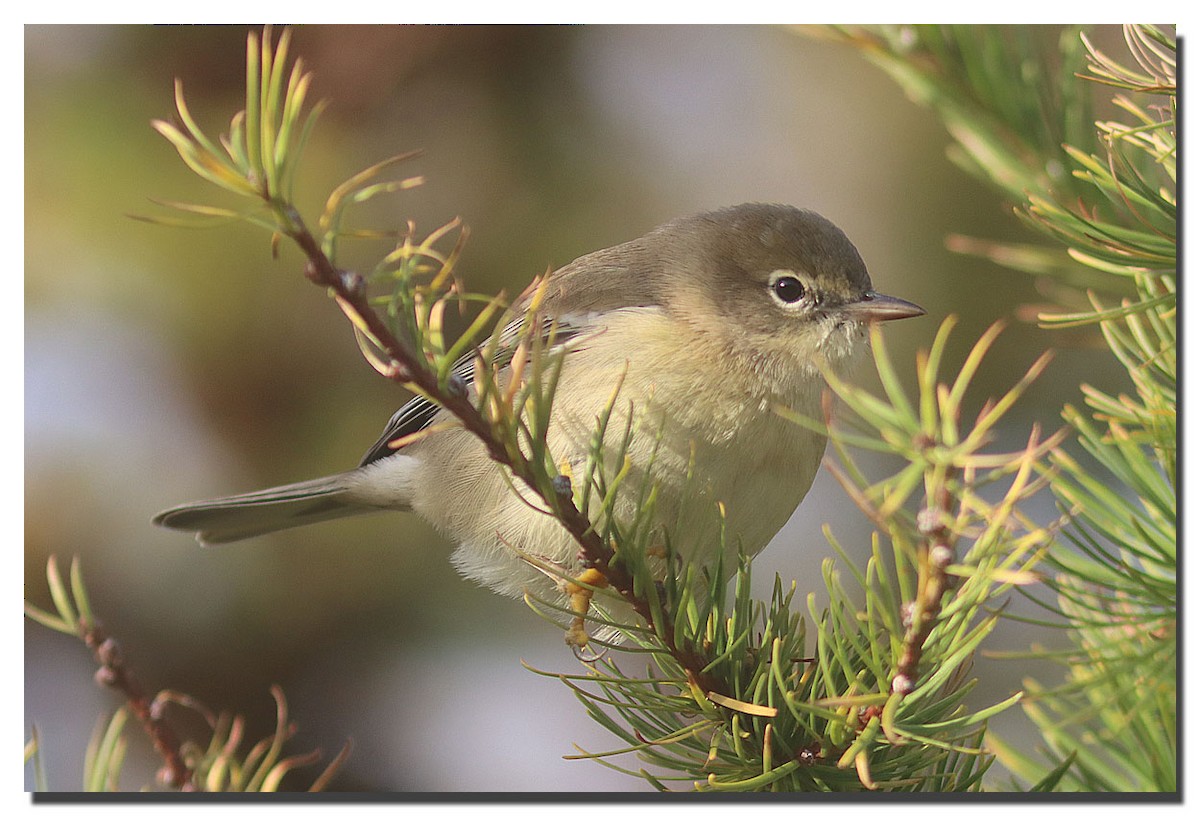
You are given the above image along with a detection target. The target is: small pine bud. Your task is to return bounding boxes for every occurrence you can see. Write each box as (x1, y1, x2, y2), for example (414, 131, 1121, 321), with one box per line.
(917, 507, 944, 536)
(157, 765, 179, 788)
(97, 637, 122, 668)
(339, 270, 366, 298)
(930, 544, 954, 570)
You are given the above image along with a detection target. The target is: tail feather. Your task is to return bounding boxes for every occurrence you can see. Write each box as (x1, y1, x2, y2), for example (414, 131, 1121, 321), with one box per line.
(154, 474, 374, 545)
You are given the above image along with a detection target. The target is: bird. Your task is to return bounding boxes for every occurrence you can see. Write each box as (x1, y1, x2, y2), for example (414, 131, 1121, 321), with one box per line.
(154, 203, 924, 611)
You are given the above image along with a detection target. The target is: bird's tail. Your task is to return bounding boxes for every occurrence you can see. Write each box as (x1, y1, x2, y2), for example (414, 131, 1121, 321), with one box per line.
(153, 473, 375, 545)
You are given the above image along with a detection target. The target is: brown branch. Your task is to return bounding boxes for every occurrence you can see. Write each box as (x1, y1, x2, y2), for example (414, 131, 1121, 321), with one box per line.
(277, 205, 725, 698)
(82, 621, 195, 791)
(891, 472, 957, 697)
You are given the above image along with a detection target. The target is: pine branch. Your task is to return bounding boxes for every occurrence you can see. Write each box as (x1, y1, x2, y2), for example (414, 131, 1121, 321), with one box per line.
(825, 23, 1177, 793)
(25, 556, 350, 792)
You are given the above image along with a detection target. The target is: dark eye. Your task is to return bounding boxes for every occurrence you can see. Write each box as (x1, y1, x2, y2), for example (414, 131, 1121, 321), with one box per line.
(771, 275, 806, 304)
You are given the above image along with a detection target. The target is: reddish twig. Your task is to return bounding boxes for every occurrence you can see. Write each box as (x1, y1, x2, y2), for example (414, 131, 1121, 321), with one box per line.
(82, 621, 195, 791)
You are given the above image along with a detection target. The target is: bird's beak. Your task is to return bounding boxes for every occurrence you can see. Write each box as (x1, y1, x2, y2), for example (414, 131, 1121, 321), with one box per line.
(842, 291, 926, 322)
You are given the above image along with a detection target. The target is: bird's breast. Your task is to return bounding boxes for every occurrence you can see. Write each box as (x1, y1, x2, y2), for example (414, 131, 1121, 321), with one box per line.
(549, 307, 829, 559)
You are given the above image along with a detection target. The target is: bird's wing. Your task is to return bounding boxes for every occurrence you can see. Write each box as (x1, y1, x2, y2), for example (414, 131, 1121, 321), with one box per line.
(360, 234, 667, 468)
(513, 236, 664, 316)
(357, 314, 596, 467)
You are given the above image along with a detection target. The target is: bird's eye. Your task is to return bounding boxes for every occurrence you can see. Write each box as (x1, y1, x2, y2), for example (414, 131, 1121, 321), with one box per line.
(771, 274, 807, 305)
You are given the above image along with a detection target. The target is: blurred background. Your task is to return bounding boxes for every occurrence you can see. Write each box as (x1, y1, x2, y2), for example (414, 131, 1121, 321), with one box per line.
(25, 24, 1129, 792)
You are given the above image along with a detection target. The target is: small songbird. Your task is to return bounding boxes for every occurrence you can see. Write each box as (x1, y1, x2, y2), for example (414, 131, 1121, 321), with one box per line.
(154, 204, 924, 603)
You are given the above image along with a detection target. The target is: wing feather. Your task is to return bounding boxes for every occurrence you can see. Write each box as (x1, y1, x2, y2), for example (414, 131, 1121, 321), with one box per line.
(357, 315, 595, 467)
(360, 233, 668, 468)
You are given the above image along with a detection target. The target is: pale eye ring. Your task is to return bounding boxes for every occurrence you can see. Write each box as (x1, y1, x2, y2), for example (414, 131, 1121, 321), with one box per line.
(769, 272, 807, 305)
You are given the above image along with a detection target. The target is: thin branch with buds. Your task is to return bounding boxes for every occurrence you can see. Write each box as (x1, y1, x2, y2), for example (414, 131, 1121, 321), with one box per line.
(83, 622, 195, 790)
